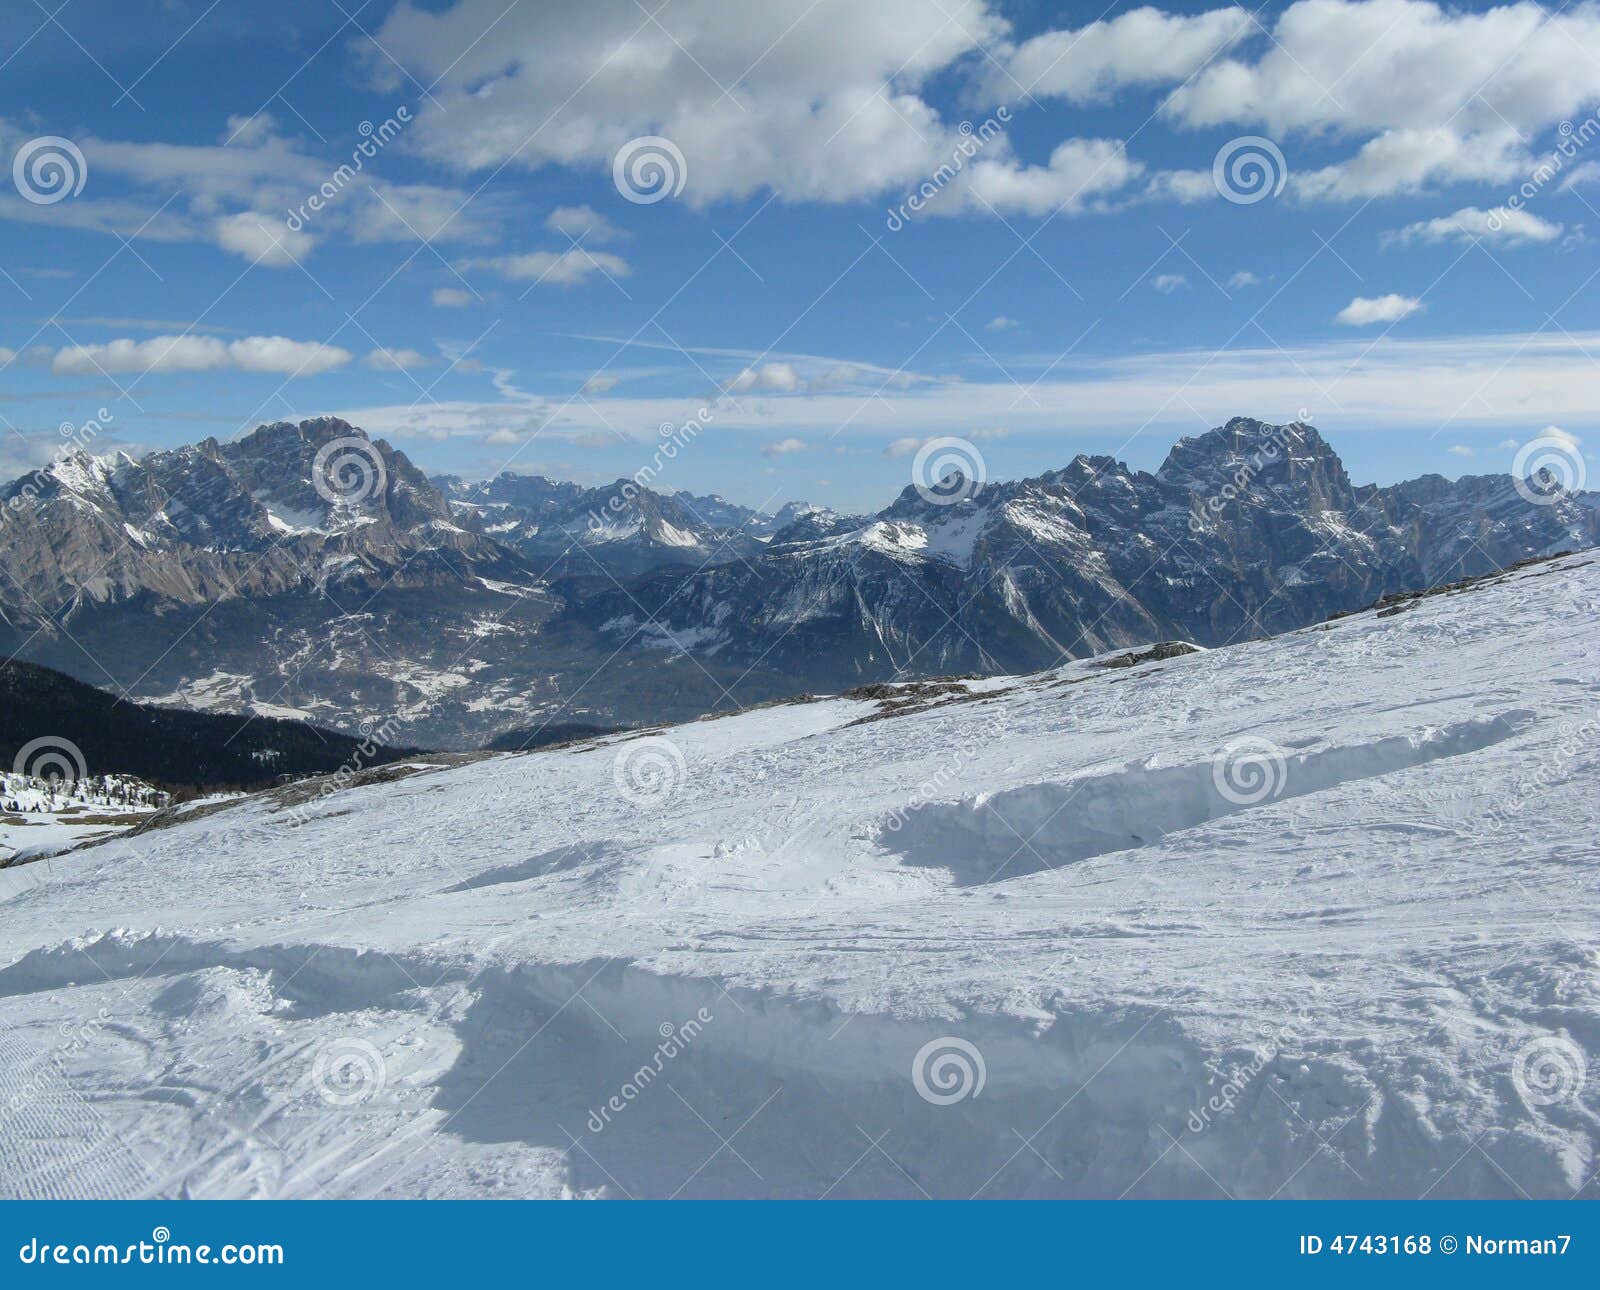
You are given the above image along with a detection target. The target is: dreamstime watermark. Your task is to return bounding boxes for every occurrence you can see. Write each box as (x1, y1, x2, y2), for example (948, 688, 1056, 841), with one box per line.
(911, 436, 986, 505)
(911, 1035, 986, 1105)
(311, 436, 388, 507)
(880, 739, 986, 836)
(1510, 1035, 1586, 1107)
(885, 108, 1011, 230)
(11, 735, 88, 786)
(1512, 433, 1586, 505)
(1188, 420, 1294, 533)
(12, 136, 87, 205)
(1212, 136, 1288, 205)
(613, 135, 687, 204)
(18, 1227, 283, 1267)
(285, 107, 411, 232)
(1490, 112, 1600, 231)
(612, 737, 688, 808)
(585, 406, 717, 533)
(1185, 1008, 1310, 1134)
(1211, 736, 1289, 806)
(278, 715, 405, 830)
(1484, 708, 1597, 833)
(586, 1008, 714, 1133)
(0, 408, 114, 530)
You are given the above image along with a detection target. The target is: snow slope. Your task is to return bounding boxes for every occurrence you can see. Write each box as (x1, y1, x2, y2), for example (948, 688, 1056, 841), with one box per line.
(0, 554, 1596, 1200)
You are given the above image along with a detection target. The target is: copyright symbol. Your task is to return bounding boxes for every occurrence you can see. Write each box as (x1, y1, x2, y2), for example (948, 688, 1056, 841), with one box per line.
(1440, 1235, 1457, 1254)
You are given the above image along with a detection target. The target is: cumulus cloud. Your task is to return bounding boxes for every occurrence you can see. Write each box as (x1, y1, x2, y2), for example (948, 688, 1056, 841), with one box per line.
(985, 316, 1020, 331)
(1165, 1, 1600, 141)
(52, 335, 352, 376)
(762, 437, 808, 457)
(1156, 1, 1600, 202)
(1150, 273, 1188, 293)
(1227, 270, 1260, 288)
(1336, 294, 1424, 326)
(371, 0, 1006, 207)
(1388, 205, 1564, 246)
(581, 374, 619, 394)
(214, 211, 314, 266)
(458, 248, 630, 286)
(992, 5, 1252, 103)
(431, 287, 474, 307)
(357, 0, 1600, 213)
(363, 1, 1150, 217)
(1539, 425, 1582, 448)
(1448, 444, 1475, 456)
(954, 138, 1142, 217)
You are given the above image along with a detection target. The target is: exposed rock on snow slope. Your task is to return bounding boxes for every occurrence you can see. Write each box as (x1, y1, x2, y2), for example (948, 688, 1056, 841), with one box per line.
(0, 554, 1595, 1199)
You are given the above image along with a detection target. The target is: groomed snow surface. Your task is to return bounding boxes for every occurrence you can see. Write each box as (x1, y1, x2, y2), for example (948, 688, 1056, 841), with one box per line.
(0, 554, 1596, 1199)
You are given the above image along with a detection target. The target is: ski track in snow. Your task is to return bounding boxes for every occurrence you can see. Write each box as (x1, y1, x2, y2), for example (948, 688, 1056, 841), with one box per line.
(0, 555, 1597, 1199)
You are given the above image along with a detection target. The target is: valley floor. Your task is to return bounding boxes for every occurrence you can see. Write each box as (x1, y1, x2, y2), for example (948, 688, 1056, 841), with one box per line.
(0, 554, 1596, 1199)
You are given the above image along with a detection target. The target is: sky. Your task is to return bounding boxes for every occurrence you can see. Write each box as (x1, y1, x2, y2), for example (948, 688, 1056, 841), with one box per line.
(2, 0, 1599, 513)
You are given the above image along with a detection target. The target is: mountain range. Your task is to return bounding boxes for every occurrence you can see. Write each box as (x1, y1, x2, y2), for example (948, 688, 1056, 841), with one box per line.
(0, 414, 1593, 748)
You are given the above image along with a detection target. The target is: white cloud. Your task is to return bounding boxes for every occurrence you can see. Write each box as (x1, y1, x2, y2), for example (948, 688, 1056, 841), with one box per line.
(954, 138, 1142, 217)
(458, 248, 630, 286)
(1292, 128, 1527, 202)
(1141, 168, 1219, 204)
(363, 347, 432, 371)
(992, 6, 1252, 103)
(1539, 425, 1582, 448)
(214, 211, 314, 266)
(371, 0, 1006, 207)
(1389, 205, 1564, 246)
(985, 315, 1020, 331)
(1227, 270, 1260, 288)
(1162, 1, 1600, 202)
(1336, 294, 1423, 326)
(1448, 444, 1474, 456)
(431, 287, 474, 307)
(336, 331, 1600, 445)
(729, 362, 801, 393)
(1167, 2, 1600, 137)
(0, 113, 498, 258)
(581, 374, 619, 394)
(545, 205, 626, 243)
(762, 437, 808, 457)
(52, 335, 352, 376)
(1150, 273, 1188, 293)
(883, 437, 926, 459)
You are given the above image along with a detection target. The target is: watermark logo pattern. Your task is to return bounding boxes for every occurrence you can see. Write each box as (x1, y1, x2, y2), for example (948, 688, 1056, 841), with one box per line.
(613, 136, 687, 204)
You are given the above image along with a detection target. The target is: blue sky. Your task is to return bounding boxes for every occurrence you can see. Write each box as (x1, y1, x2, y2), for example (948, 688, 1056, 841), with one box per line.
(2, 0, 1598, 512)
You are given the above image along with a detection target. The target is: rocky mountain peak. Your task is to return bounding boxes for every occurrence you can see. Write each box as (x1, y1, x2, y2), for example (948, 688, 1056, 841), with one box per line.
(1158, 417, 1354, 513)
